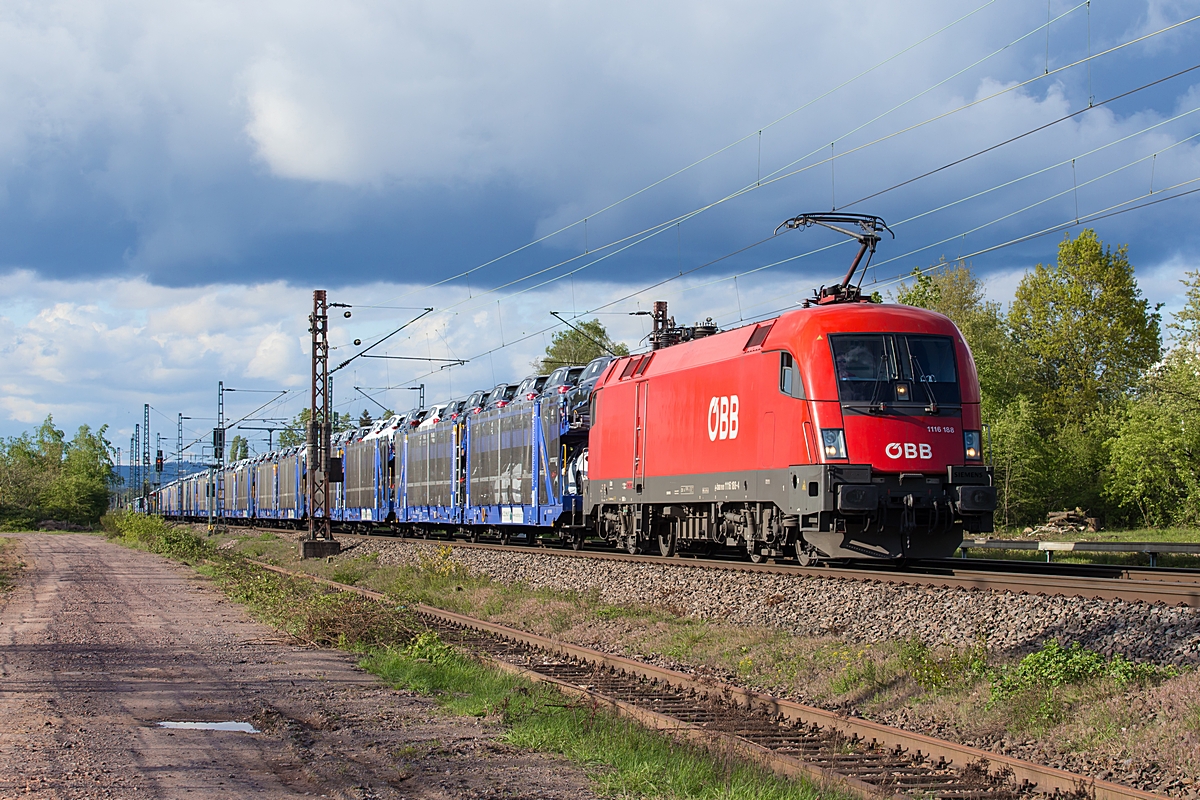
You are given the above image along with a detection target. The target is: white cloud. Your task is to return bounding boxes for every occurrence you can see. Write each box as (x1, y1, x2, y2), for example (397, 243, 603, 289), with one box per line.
(3, 251, 1192, 445)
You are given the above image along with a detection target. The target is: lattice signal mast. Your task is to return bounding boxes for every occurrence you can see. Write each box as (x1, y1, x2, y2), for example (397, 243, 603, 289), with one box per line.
(142, 404, 151, 502)
(304, 290, 339, 556)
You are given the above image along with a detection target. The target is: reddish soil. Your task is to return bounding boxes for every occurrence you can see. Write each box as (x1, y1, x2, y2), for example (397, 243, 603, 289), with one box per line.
(0, 534, 597, 799)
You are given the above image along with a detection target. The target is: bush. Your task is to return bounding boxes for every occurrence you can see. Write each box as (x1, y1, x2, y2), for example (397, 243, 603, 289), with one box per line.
(898, 636, 990, 692)
(988, 639, 1177, 729)
(104, 510, 214, 561)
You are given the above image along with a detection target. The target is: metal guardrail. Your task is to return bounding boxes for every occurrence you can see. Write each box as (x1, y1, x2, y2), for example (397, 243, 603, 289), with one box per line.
(960, 538, 1200, 565)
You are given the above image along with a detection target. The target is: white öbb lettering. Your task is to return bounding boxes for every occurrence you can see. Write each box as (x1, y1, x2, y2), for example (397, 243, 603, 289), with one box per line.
(706, 395, 740, 441)
(885, 442, 933, 460)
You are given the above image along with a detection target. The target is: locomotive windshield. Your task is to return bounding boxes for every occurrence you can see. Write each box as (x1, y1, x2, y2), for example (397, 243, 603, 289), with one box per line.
(830, 334, 959, 405)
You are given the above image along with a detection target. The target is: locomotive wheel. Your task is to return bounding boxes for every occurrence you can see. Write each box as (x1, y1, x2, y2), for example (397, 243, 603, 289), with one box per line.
(657, 530, 676, 557)
(570, 532, 586, 551)
(794, 540, 817, 566)
(746, 542, 769, 564)
(468, 527, 480, 543)
(625, 536, 642, 555)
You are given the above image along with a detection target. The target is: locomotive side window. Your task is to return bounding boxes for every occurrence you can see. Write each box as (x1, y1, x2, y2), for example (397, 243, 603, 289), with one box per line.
(779, 352, 804, 398)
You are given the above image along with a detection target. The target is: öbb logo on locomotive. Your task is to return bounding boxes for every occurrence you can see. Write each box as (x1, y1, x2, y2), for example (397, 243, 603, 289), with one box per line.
(885, 442, 933, 460)
(706, 395, 740, 441)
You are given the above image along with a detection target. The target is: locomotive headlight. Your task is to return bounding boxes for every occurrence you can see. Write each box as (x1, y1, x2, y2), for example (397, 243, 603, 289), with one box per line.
(821, 428, 847, 459)
(964, 430, 982, 461)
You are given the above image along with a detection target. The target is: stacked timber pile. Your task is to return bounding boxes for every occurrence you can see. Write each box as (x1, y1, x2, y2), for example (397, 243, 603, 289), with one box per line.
(1022, 507, 1099, 537)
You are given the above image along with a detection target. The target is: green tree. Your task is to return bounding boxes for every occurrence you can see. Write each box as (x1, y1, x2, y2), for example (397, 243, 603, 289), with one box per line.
(227, 434, 249, 461)
(358, 409, 373, 428)
(1008, 230, 1161, 418)
(1105, 270, 1200, 526)
(537, 319, 628, 373)
(277, 409, 309, 448)
(0, 416, 114, 528)
(44, 425, 115, 524)
(988, 397, 1054, 527)
(276, 409, 357, 448)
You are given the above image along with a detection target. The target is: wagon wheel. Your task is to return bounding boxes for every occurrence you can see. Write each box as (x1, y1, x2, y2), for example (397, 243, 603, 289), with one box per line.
(468, 527, 480, 543)
(656, 529, 676, 558)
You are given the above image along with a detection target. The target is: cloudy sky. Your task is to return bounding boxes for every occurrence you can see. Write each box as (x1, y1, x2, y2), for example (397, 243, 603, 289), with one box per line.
(2, 0, 1199, 457)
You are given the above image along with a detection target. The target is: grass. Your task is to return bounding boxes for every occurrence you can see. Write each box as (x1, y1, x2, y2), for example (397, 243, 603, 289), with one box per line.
(0, 537, 22, 592)
(365, 632, 836, 800)
(223, 531, 1200, 776)
(103, 515, 841, 800)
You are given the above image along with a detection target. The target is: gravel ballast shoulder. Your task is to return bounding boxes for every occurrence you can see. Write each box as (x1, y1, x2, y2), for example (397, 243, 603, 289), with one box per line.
(346, 538, 1200, 666)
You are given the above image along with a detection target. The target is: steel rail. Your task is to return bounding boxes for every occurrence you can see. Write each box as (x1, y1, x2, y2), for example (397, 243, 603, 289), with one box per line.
(331, 531, 1200, 607)
(246, 559, 1165, 800)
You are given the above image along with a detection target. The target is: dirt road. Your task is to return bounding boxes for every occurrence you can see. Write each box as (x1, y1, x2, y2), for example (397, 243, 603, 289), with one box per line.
(0, 534, 597, 799)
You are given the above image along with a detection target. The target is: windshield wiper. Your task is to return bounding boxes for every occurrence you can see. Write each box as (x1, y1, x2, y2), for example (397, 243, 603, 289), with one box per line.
(909, 354, 939, 415)
(867, 353, 888, 413)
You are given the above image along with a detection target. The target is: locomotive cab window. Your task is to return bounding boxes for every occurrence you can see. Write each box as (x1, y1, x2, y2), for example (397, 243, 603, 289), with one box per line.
(898, 336, 960, 405)
(830, 334, 959, 406)
(779, 352, 804, 398)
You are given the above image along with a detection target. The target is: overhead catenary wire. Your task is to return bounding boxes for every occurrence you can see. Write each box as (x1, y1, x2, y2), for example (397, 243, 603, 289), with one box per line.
(371, 149, 1200, 405)
(717, 173, 1200, 327)
(840, 62, 1200, 209)
(503, 63, 1200, 329)
(362, 1, 1001, 310)
(335, 15, 1200, 404)
(351, 10, 1199, 360)
(349, 0, 1096, 344)
(666, 103, 1200, 300)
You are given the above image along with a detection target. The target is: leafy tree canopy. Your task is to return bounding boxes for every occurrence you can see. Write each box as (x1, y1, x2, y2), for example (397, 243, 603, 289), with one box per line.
(1008, 229, 1161, 418)
(227, 434, 250, 461)
(896, 259, 1022, 414)
(0, 415, 114, 529)
(537, 319, 628, 373)
(277, 409, 358, 448)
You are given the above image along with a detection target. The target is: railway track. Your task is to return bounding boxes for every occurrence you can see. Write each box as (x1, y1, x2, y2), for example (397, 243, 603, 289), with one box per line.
(315, 530, 1200, 607)
(248, 559, 1166, 800)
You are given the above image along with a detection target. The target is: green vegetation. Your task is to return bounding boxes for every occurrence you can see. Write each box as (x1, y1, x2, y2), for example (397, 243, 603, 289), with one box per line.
(277, 408, 360, 448)
(106, 521, 836, 799)
(0, 416, 115, 530)
(227, 434, 250, 462)
(537, 318, 629, 372)
(366, 634, 831, 800)
(104, 512, 414, 649)
(0, 538, 21, 591)
(227, 533, 1194, 765)
(987, 640, 1178, 732)
(898, 230, 1198, 530)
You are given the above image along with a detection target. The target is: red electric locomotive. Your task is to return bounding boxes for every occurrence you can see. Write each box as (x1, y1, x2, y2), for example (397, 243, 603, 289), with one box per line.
(585, 214, 996, 562)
